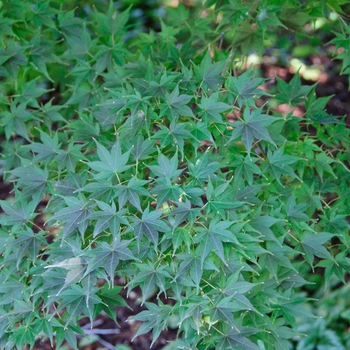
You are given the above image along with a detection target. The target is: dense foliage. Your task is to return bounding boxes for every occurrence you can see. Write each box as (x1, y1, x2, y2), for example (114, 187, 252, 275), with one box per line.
(0, 0, 350, 349)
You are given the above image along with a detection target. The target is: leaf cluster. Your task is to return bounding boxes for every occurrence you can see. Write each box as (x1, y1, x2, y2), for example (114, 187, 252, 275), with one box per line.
(0, 0, 350, 349)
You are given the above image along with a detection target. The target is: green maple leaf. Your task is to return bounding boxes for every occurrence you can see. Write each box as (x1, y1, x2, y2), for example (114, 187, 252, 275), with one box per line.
(285, 195, 309, 222)
(198, 93, 232, 124)
(147, 70, 177, 98)
(188, 120, 217, 150)
(45, 257, 87, 295)
(263, 147, 302, 185)
(231, 155, 262, 185)
(128, 301, 172, 346)
(205, 179, 244, 218)
(88, 200, 128, 237)
(227, 107, 277, 156)
(1, 102, 38, 141)
(194, 51, 225, 91)
(77, 181, 116, 203)
(297, 232, 334, 267)
(27, 131, 60, 163)
(83, 238, 135, 284)
(278, 296, 315, 328)
(127, 262, 172, 304)
(216, 327, 260, 350)
(259, 242, 297, 282)
(187, 152, 220, 186)
(0, 199, 38, 231)
(317, 251, 350, 285)
(55, 143, 86, 173)
(153, 121, 193, 159)
(226, 69, 268, 108)
(161, 85, 194, 120)
(10, 164, 48, 204)
(48, 196, 94, 242)
(231, 21, 264, 55)
(10, 228, 46, 269)
(249, 215, 284, 245)
(151, 178, 182, 209)
(170, 199, 201, 227)
(175, 249, 203, 292)
(131, 206, 169, 248)
(148, 152, 183, 180)
(194, 218, 240, 266)
(275, 72, 316, 106)
(52, 284, 101, 326)
(129, 136, 156, 161)
(257, 5, 287, 33)
(87, 140, 131, 181)
(207, 296, 239, 330)
(97, 284, 131, 322)
(115, 177, 151, 211)
(162, 226, 192, 255)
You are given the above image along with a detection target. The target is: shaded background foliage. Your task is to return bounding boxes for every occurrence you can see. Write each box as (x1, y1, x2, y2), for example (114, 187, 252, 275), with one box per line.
(0, 0, 350, 349)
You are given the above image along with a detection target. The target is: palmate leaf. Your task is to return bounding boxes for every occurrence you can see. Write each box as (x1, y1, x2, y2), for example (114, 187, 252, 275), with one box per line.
(194, 218, 241, 266)
(259, 243, 297, 282)
(10, 228, 46, 269)
(1, 102, 38, 141)
(129, 135, 156, 161)
(0, 279, 24, 305)
(170, 199, 201, 227)
(97, 284, 131, 323)
(180, 294, 209, 336)
(128, 301, 172, 347)
(231, 155, 262, 185)
(153, 121, 194, 159)
(115, 177, 151, 211)
(160, 85, 194, 120)
(78, 181, 117, 203)
(275, 72, 316, 106)
(216, 327, 260, 350)
(131, 206, 169, 248)
(205, 179, 244, 218)
(263, 147, 302, 185)
(226, 69, 268, 108)
(10, 164, 49, 204)
(87, 140, 131, 181)
(52, 284, 101, 326)
(162, 226, 192, 255)
(175, 249, 203, 292)
(188, 120, 217, 150)
(127, 261, 172, 304)
(227, 107, 277, 156)
(148, 152, 183, 180)
(0, 198, 38, 231)
(249, 215, 284, 245)
(296, 232, 334, 267)
(194, 51, 225, 91)
(48, 196, 95, 242)
(147, 70, 177, 98)
(27, 130, 61, 163)
(278, 296, 315, 329)
(198, 92, 232, 124)
(207, 296, 241, 330)
(83, 238, 135, 284)
(88, 200, 129, 237)
(151, 177, 182, 209)
(55, 143, 86, 173)
(285, 195, 309, 222)
(187, 152, 220, 186)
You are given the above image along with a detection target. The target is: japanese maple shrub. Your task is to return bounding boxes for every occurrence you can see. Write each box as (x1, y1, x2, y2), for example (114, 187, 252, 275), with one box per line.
(0, 0, 350, 349)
